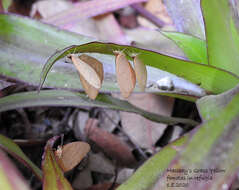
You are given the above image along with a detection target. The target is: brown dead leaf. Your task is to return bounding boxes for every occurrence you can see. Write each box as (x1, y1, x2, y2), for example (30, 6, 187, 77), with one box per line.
(133, 55, 147, 91)
(73, 167, 93, 190)
(137, 0, 173, 29)
(78, 54, 104, 100)
(43, 136, 74, 190)
(115, 52, 136, 98)
(84, 118, 137, 167)
(88, 152, 115, 174)
(94, 13, 129, 45)
(113, 93, 174, 149)
(55, 142, 90, 172)
(30, 0, 72, 19)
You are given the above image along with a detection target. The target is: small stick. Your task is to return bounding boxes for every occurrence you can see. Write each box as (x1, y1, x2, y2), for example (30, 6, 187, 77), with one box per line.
(131, 3, 165, 28)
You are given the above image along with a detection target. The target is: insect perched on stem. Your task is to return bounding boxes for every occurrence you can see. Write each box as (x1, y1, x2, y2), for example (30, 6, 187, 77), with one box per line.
(69, 54, 104, 100)
(132, 54, 147, 92)
(114, 51, 136, 98)
(54, 142, 90, 172)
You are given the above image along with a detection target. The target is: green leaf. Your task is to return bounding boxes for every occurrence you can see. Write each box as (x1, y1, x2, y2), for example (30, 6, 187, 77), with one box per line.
(197, 84, 239, 121)
(39, 42, 239, 94)
(118, 84, 239, 190)
(116, 135, 189, 190)
(0, 149, 31, 190)
(202, 0, 239, 75)
(0, 134, 42, 180)
(0, 13, 95, 90)
(161, 31, 208, 64)
(0, 14, 205, 100)
(163, 0, 205, 39)
(150, 88, 239, 189)
(0, 90, 199, 126)
(42, 136, 73, 190)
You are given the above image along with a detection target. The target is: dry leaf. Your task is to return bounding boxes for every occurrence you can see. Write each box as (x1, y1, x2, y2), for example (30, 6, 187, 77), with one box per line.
(88, 152, 115, 174)
(43, 136, 74, 190)
(72, 167, 93, 190)
(137, 0, 173, 29)
(85, 118, 137, 167)
(55, 141, 90, 172)
(133, 55, 147, 91)
(78, 54, 104, 100)
(113, 93, 174, 149)
(94, 13, 129, 44)
(30, 0, 72, 19)
(71, 54, 102, 90)
(115, 52, 136, 98)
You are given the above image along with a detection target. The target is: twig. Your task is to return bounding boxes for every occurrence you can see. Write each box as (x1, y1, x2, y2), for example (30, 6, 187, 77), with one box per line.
(131, 3, 165, 28)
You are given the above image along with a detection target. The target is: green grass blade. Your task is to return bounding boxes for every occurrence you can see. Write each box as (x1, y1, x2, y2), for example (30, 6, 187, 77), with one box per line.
(39, 42, 239, 94)
(161, 31, 208, 64)
(0, 14, 205, 100)
(202, 0, 239, 75)
(0, 90, 198, 126)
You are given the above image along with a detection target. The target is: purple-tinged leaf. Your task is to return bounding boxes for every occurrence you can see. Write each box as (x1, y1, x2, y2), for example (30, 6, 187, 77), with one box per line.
(164, 0, 205, 39)
(42, 136, 73, 190)
(118, 84, 239, 190)
(116, 135, 189, 190)
(151, 88, 239, 190)
(0, 90, 199, 126)
(44, 0, 147, 25)
(0, 134, 42, 180)
(202, 0, 239, 75)
(0, 149, 31, 190)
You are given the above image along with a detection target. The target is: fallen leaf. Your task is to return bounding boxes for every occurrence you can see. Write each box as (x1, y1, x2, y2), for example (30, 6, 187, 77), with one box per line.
(133, 55, 147, 91)
(78, 54, 104, 99)
(73, 167, 93, 190)
(137, 0, 173, 29)
(30, 0, 72, 19)
(84, 118, 137, 167)
(73, 111, 89, 140)
(115, 52, 136, 98)
(114, 93, 174, 149)
(114, 168, 134, 184)
(88, 152, 115, 174)
(94, 13, 129, 45)
(98, 109, 120, 133)
(55, 141, 90, 172)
